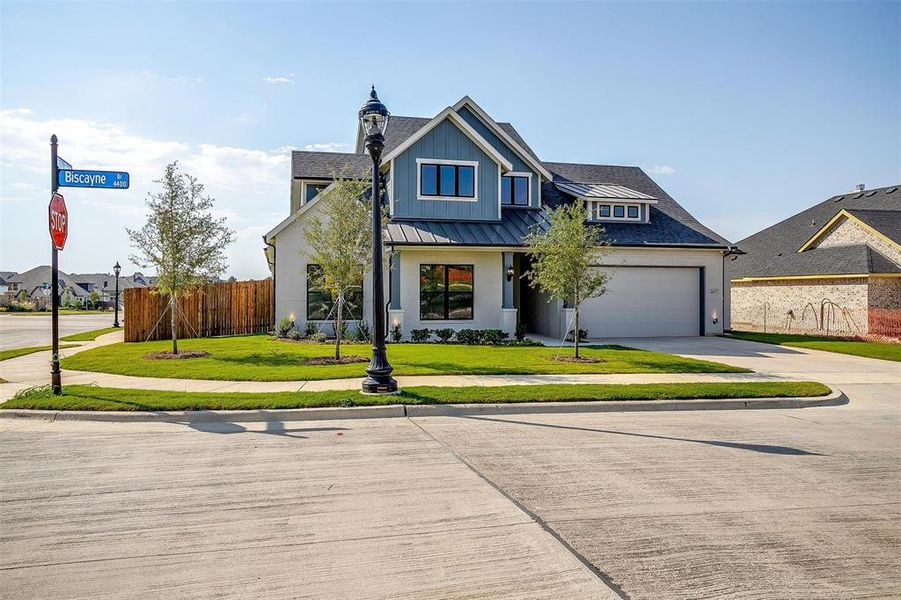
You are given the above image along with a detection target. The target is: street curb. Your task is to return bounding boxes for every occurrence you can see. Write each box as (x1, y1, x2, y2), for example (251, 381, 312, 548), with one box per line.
(0, 389, 847, 423)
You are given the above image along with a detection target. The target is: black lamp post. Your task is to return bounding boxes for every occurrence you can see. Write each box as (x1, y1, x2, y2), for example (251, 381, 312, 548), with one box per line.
(359, 86, 397, 394)
(113, 261, 121, 328)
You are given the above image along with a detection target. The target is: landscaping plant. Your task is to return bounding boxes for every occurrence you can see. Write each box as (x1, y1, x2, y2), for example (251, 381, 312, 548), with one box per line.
(390, 323, 403, 343)
(525, 202, 609, 358)
(301, 171, 370, 360)
(482, 329, 510, 345)
(410, 328, 432, 343)
(127, 161, 234, 355)
(275, 317, 295, 339)
(434, 328, 455, 343)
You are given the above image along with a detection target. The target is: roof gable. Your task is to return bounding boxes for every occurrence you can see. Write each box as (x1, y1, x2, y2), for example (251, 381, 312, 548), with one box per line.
(381, 107, 513, 171)
(451, 96, 552, 181)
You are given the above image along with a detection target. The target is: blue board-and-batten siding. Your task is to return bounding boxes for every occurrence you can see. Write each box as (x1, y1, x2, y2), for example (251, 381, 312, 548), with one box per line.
(391, 118, 500, 221)
(456, 106, 540, 209)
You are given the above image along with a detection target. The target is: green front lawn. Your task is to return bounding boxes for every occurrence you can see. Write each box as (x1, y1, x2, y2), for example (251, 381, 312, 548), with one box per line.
(60, 335, 749, 381)
(728, 331, 901, 362)
(1, 381, 830, 411)
(0, 345, 77, 362)
(61, 327, 121, 342)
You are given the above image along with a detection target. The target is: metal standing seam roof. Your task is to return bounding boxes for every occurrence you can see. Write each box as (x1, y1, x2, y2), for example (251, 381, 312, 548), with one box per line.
(385, 209, 550, 247)
(554, 182, 656, 201)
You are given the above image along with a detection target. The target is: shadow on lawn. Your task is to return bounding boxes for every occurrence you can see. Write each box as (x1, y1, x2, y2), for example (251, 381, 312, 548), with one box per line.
(463, 415, 822, 456)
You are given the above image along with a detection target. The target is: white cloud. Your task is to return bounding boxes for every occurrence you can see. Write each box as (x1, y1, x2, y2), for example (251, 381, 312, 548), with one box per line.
(0, 108, 289, 279)
(302, 142, 349, 152)
(263, 74, 295, 85)
(646, 165, 676, 175)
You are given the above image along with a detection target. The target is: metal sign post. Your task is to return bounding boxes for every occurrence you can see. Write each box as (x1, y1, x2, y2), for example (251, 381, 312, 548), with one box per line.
(49, 135, 62, 394)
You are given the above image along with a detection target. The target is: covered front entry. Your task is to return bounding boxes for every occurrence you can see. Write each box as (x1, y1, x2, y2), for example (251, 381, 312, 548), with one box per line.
(578, 266, 703, 337)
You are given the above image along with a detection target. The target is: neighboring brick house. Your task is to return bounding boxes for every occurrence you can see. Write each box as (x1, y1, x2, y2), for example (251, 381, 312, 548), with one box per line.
(728, 185, 901, 338)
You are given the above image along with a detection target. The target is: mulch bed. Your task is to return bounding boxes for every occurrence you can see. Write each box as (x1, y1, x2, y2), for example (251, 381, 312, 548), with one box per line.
(304, 355, 368, 366)
(144, 350, 211, 360)
(549, 355, 603, 364)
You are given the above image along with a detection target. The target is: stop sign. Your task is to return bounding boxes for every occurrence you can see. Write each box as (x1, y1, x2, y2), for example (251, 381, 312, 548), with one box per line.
(48, 192, 68, 250)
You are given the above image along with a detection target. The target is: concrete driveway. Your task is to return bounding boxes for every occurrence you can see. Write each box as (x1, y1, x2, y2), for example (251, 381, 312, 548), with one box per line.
(1, 337, 899, 598)
(0, 313, 115, 350)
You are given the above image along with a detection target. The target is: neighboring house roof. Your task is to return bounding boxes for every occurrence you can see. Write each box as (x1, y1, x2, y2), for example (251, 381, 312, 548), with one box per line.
(70, 273, 144, 293)
(7, 265, 89, 297)
(0, 271, 16, 285)
(543, 162, 733, 248)
(731, 185, 901, 279)
(386, 208, 549, 247)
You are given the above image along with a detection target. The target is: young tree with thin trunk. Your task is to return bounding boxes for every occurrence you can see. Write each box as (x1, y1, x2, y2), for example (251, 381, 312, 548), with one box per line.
(127, 162, 234, 354)
(525, 202, 609, 358)
(302, 172, 371, 359)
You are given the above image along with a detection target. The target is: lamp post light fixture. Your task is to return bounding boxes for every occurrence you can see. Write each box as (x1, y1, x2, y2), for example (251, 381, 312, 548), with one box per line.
(359, 86, 398, 394)
(113, 261, 121, 328)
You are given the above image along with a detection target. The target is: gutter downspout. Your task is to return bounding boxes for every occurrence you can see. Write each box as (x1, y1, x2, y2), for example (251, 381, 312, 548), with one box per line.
(264, 236, 276, 326)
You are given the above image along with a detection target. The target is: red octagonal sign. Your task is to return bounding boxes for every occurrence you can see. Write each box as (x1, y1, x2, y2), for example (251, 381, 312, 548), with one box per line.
(49, 192, 68, 250)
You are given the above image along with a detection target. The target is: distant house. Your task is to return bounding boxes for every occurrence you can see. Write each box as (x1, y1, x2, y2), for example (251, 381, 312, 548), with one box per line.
(729, 185, 901, 338)
(265, 94, 737, 340)
(0, 271, 16, 294)
(5, 266, 90, 308)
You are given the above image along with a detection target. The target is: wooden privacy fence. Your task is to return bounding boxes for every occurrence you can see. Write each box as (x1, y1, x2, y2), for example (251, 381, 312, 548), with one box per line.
(124, 279, 273, 342)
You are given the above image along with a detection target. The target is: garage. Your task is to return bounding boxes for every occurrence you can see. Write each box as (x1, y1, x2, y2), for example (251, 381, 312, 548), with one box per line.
(578, 266, 702, 338)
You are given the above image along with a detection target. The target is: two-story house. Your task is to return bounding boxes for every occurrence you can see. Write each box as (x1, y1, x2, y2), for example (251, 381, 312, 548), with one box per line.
(264, 95, 737, 340)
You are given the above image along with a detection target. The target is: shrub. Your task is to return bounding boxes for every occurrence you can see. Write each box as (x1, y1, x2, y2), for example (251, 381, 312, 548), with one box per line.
(434, 328, 455, 343)
(410, 328, 432, 343)
(310, 332, 328, 343)
(288, 329, 302, 341)
(513, 337, 544, 346)
(275, 317, 295, 339)
(566, 328, 589, 342)
(390, 323, 402, 343)
(515, 322, 527, 342)
(455, 329, 483, 345)
(303, 321, 318, 337)
(482, 329, 509, 345)
(353, 320, 371, 341)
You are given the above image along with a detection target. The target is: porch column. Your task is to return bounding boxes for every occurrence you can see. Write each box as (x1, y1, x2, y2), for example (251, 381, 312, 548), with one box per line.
(502, 252, 514, 309)
(501, 252, 517, 336)
(387, 252, 404, 340)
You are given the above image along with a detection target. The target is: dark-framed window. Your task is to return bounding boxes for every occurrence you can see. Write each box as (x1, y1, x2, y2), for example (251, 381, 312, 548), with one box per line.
(419, 163, 475, 198)
(419, 264, 474, 320)
(613, 205, 625, 218)
(501, 175, 529, 206)
(598, 204, 611, 218)
(304, 183, 329, 203)
(627, 205, 639, 219)
(306, 264, 363, 321)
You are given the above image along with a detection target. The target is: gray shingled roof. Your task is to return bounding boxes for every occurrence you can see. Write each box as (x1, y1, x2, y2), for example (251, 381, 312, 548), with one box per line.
(386, 209, 549, 247)
(542, 162, 732, 248)
(730, 185, 901, 278)
(291, 151, 370, 180)
(7, 266, 89, 297)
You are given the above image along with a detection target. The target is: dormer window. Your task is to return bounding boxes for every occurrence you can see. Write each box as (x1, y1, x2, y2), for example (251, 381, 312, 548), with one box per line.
(593, 202, 641, 221)
(417, 159, 477, 201)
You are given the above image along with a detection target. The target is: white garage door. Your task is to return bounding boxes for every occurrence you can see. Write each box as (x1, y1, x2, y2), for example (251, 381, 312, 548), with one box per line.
(578, 267, 701, 338)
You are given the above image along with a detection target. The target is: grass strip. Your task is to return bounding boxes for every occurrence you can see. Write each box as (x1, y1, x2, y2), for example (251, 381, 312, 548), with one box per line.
(0, 345, 77, 362)
(1, 381, 831, 411)
(727, 331, 901, 362)
(61, 327, 121, 342)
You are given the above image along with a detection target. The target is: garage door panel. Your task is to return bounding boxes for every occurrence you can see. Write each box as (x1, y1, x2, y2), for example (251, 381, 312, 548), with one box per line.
(580, 267, 700, 338)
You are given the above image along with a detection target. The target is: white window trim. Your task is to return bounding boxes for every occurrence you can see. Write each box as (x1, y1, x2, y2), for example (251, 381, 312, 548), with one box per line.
(416, 158, 479, 202)
(501, 171, 533, 208)
(301, 180, 331, 206)
(591, 201, 643, 222)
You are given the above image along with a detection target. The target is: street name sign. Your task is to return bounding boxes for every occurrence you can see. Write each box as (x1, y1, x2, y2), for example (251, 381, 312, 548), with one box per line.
(48, 192, 68, 250)
(58, 169, 129, 189)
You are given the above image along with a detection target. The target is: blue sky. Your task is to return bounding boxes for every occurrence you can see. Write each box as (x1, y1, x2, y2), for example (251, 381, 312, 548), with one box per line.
(1, 1, 898, 278)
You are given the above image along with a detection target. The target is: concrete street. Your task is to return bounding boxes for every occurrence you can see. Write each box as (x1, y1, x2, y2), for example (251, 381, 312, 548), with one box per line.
(0, 313, 114, 350)
(1, 338, 899, 598)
